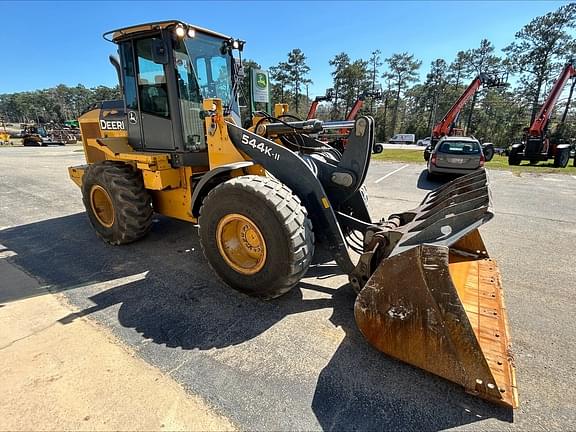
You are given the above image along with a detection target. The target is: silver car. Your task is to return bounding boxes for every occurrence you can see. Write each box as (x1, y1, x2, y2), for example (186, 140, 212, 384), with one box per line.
(427, 136, 484, 178)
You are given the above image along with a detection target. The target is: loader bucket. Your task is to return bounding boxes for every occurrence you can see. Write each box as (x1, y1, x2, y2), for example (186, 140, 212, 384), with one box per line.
(355, 171, 518, 408)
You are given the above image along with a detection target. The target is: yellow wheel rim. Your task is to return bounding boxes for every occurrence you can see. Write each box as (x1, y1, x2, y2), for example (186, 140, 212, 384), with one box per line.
(216, 213, 267, 275)
(90, 185, 115, 228)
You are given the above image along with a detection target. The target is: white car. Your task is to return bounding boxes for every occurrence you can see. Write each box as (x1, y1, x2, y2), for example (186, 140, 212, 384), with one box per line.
(417, 136, 431, 146)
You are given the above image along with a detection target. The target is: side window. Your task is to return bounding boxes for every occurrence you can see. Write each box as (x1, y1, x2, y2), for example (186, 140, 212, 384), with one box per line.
(210, 56, 231, 101)
(135, 38, 170, 118)
(195, 58, 208, 89)
(120, 41, 137, 110)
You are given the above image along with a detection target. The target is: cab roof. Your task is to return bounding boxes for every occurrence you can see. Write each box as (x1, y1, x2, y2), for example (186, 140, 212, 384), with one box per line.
(103, 20, 232, 43)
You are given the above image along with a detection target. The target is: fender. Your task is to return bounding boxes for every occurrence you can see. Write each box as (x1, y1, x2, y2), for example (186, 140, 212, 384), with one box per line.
(511, 143, 525, 150)
(191, 161, 254, 216)
(556, 143, 571, 150)
(226, 121, 356, 274)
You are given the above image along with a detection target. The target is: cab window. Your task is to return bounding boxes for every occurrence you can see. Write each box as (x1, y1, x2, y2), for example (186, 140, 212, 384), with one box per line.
(134, 37, 170, 118)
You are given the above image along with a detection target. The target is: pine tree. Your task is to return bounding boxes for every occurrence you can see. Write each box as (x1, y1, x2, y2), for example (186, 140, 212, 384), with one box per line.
(382, 52, 421, 134)
(504, 3, 576, 123)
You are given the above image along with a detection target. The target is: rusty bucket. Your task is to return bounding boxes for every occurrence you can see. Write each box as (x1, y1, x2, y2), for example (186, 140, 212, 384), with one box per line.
(355, 171, 518, 408)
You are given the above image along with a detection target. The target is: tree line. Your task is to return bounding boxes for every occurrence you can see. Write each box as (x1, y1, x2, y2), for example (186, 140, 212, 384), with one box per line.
(1, 4, 574, 148)
(247, 3, 576, 146)
(0, 84, 121, 125)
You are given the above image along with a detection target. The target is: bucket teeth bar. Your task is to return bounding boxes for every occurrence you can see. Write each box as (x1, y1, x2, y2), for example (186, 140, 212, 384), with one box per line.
(387, 170, 493, 256)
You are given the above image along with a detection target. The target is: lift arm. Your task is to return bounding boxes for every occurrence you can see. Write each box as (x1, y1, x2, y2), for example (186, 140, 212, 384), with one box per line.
(307, 89, 334, 119)
(346, 90, 382, 121)
(528, 60, 576, 138)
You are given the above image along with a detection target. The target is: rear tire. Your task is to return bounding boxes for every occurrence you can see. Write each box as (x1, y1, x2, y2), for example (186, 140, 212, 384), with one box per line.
(373, 143, 383, 154)
(23, 138, 40, 147)
(508, 146, 522, 166)
(199, 175, 314, 299)
(82, 161, 153, 245)
(554, 148, 570, 168)
(423, 147, 431, 161)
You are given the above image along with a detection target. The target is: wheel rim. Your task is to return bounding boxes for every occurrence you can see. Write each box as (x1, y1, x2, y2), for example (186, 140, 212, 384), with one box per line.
(216, 213, 267, 275)
(90, 185, 115, 228)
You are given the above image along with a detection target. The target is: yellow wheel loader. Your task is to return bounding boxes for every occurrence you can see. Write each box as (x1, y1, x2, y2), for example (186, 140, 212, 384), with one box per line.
(68, 20, 518, 408)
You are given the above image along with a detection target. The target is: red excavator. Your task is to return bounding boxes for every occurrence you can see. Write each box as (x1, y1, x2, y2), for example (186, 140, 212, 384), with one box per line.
(424, 73, 507, 162)
(508, 60, 576, 167)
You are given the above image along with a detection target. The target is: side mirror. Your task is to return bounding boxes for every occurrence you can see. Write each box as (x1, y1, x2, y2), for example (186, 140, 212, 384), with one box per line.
(151, 39, 168, 64)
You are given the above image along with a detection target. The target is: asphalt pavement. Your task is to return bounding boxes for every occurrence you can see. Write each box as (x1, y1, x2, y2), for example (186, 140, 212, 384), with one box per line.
(1, 145, 575, 431)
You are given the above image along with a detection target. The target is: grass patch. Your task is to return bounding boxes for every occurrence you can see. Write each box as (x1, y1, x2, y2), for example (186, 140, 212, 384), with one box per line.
(373, 148, 425, 163)
(373, 148, 576, 175)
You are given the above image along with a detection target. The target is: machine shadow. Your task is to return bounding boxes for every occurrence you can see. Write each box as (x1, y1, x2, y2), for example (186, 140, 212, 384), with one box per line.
(0, 213, 512, 429)
(0, 213, 332, 349)
(307, 281, 513, 430)
(416, 169, 448, 190)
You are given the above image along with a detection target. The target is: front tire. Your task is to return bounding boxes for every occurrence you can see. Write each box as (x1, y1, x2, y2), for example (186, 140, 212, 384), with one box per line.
(373, 143, 383, 154)
(81, 161, 153, 245)
(199, 175, 314, 299)
(508, 146, 523, 166)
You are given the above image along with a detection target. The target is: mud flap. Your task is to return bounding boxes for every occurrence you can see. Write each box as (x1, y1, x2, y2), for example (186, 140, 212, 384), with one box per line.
(355, 171, 518, 408)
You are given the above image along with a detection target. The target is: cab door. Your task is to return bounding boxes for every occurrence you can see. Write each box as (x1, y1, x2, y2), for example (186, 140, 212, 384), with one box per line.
(120, 37, 175, 151)
(134, 37, 175, 151)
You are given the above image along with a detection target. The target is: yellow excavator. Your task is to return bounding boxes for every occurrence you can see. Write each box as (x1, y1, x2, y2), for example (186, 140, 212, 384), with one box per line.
(68, 20, 518, 408)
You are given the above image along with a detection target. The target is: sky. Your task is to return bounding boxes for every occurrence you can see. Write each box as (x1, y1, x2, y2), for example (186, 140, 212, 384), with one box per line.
(0, 1, 572, 96)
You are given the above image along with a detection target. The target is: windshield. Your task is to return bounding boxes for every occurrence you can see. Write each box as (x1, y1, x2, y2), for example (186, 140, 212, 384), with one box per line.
(436, 140, 481, 154)
(183, 33, 238, 115)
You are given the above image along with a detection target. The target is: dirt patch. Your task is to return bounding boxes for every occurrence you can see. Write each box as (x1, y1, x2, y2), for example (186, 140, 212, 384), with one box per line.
(0, 261, 235, 431)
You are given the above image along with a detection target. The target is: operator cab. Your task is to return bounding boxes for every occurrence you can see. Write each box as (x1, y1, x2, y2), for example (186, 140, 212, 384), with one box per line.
(105, 20, 244, 165)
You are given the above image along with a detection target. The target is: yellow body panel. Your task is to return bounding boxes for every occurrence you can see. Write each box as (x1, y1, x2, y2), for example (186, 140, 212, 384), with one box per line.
(68, 165, 87, 187)
(78, 109, 128, 164)
(142, 169, 181, 190)
(149, 166, 196, 222)
(203, 99, 247, 170)
(70, 99, 266, 224)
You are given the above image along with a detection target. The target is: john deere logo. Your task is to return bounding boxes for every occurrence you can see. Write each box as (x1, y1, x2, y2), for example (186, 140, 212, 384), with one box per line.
(256, 73, 267, 89)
